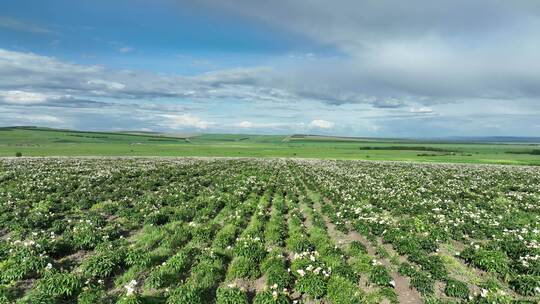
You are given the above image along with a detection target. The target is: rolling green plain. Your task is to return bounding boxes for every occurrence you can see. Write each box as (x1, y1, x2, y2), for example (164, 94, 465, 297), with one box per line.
(1, 127, 539, 165)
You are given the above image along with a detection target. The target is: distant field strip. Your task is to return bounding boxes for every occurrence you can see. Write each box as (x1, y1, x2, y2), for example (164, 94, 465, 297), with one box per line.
(1, 127, 540, 165)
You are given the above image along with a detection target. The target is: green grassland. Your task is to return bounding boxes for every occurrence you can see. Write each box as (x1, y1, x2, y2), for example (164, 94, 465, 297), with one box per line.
(1, 127, 540, 165)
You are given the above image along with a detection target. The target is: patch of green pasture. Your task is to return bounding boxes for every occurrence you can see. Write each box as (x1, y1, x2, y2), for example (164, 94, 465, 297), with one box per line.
(1, 127, 539, 165)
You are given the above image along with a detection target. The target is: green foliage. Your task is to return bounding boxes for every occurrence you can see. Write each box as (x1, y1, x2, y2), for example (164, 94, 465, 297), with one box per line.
(266, 265, 292, 289)
(349, 241, 368, 256)
(350, 254, 372, 274)
(410, 271, 434, 294)
(80, 250, 123, 278)
(0, 247, 49, 283)
(369, 265, 393, 287)
(191, 223, 218, 244)
(1, 154, 539, 304)
(15, 290, 55, 304)
(69, 221, 105, 250)
(144, 210, 170, 226)
(461, 247, 509, 274)
(77, 287, 107, 304)
(212, 224, 238, 250)
(326, 276, 364, 304)
(444, 278, 469, 299)
(398, 262, 417, 277)
(227, 256, 260, 279)
(167, 284, 204, 304)
(413, 254, 448, 280)
(116, 295, 143, 304)
(145, 246, 199, 289)
(234, 236, 266, 262)
(125, 247, 151, 267)
(0, 284, 16, 303)
(215, 286, 249, 304)
(295, 273, 327, 299)
(286, 234, 313, 253)
(253, 290, 291, 304)
(36, 271, 82, 298)
(509, 275, 540, 296)
(188, 255, 226, 291)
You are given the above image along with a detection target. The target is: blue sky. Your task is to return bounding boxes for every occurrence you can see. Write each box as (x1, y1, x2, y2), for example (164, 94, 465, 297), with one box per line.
(1, 0, 539, 136)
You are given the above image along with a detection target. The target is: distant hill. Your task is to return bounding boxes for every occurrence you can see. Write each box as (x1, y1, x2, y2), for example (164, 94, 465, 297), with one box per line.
(0, 126, 192, 140)
(439, 136, 540, 144)
(2, 126, 540, 144)
(290, 134, 540, 144)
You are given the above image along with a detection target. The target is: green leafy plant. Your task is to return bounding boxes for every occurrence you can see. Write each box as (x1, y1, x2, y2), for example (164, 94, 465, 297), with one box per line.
(326, 276, 364, 304)
(167, 284, 204, 304)
(509, 275, 540, 296)
(444, 278, 469, 299)
(410, 271, 434, 294)
(116, 295, 143, 304)
(227, 256, 260, 279)
(36, 271, 82, 298)
(253, 290, 290, 304)
(215, 286, 249, 304)
(369, 265, 393, 287)
(80, 250, 123, 278)
(349, 241, 368, 256)
(77, 287, 107, 304)
(295, 273, 327, 299)
(124, 247, 151, 267)
(234, 236, 266, 262)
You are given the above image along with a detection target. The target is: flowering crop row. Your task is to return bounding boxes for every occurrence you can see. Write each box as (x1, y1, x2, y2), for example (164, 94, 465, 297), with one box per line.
(0, 158, 538, 303)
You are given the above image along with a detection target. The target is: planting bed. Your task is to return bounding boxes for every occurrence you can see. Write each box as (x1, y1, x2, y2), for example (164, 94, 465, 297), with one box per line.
(0, 158, 538, 303)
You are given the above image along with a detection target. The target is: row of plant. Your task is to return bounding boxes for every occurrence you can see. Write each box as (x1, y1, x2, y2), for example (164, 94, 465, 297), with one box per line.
(0, 158, 278, 303)
(294, 159, 540, 302)
(300, 185, 400, 304)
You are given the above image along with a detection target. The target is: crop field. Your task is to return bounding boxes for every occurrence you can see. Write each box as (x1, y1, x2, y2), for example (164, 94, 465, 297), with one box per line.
(0, 158, 539, 304)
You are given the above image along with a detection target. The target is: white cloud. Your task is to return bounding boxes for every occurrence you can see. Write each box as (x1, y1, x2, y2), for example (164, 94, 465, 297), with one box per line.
(159, 114, 212, 130)
(309, 119, 335, 129)
(87, 79, 126, 91)
(237, 121, 253, 128)
(15, 114, 61, 123)
(410, 106, 433, 113)
(0, 90, 49, 104)
(118, 47, 134, 53)
(367, 124, 381, 132)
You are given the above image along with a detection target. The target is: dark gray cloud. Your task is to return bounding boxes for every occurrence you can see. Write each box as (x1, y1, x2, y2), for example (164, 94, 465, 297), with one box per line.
(197, 0, 540, 47)
(194, 0, 540, 105)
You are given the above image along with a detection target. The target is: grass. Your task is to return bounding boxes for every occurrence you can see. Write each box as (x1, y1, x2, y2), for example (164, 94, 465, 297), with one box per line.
(1, 126, 539, 165)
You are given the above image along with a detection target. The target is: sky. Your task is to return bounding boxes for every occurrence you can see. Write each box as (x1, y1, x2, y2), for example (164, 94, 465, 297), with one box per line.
(1, 0, 539, 137)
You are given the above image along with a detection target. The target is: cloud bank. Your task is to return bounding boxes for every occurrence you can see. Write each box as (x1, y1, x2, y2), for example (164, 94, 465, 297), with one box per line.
(1, 0, 539, 136)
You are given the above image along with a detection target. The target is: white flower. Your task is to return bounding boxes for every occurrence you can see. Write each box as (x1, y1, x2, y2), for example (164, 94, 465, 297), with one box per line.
(480, 289, 488, 298)
(124, 279, 138, 296)
(45, 263, 53, 270)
